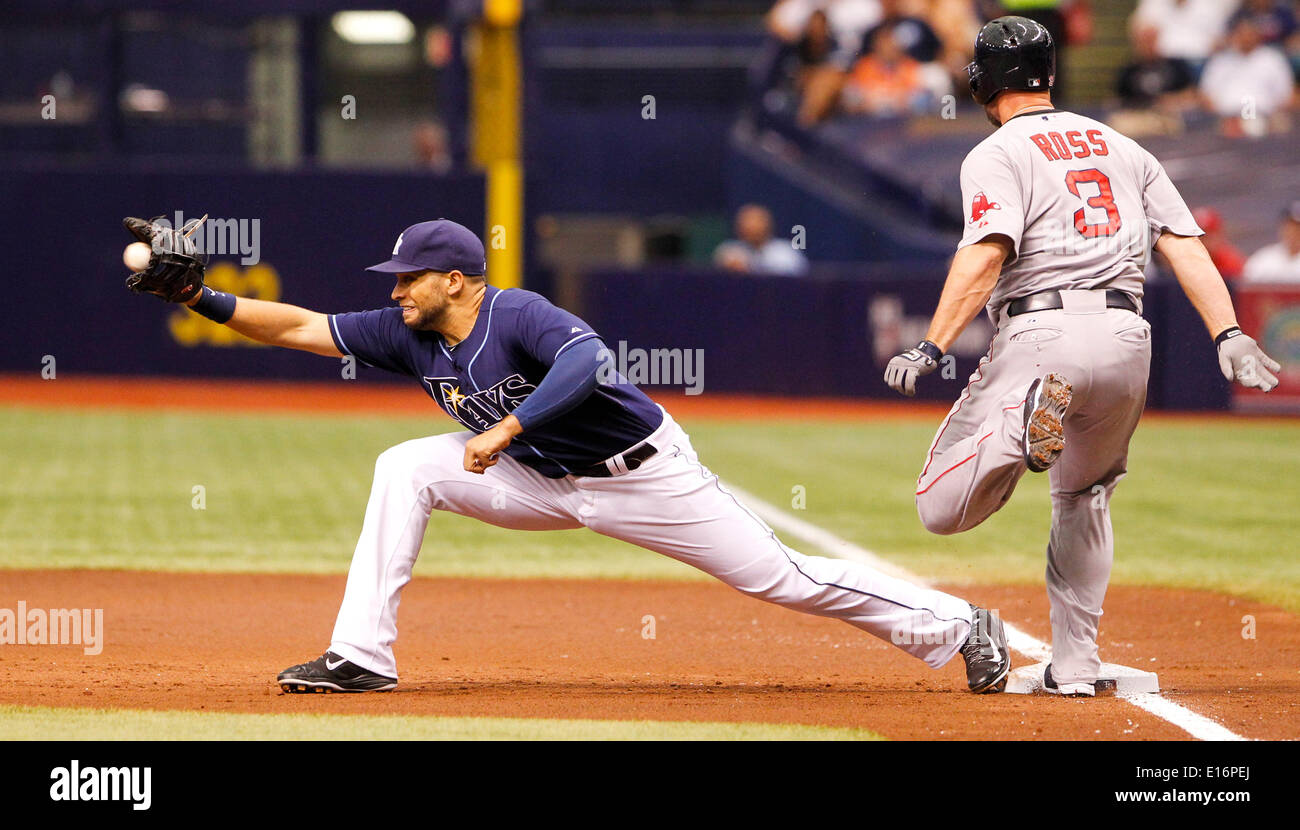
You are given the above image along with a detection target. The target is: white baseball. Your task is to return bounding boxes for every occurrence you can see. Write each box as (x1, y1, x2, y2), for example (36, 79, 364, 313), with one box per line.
(123, 241, 152, 272)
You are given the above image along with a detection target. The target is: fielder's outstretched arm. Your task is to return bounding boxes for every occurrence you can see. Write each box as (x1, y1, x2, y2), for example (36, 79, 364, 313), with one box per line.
(122, 215, 338, 357)
(184, 290, 341, 357)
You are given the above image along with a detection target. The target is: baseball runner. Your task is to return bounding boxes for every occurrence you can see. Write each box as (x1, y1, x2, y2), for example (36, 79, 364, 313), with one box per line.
(884, 17, 1281, 696)
(123, 216, 1012, 694)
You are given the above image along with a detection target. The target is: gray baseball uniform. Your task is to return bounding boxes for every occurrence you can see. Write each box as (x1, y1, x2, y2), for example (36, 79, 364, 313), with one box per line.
(915, 108, 1201, 686)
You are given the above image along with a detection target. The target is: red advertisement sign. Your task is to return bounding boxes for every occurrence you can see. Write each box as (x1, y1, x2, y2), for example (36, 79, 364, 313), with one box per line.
(1233, 285, 1300, 411)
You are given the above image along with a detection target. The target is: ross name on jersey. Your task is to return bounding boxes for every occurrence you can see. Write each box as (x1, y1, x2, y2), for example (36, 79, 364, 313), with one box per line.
(1029, 130, 1109, 162)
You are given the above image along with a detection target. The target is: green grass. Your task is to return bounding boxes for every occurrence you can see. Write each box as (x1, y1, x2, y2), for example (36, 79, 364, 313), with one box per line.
(1, 406, 1298, 610)
(0, 704, 883, 741)
(0, 407, 691, 580)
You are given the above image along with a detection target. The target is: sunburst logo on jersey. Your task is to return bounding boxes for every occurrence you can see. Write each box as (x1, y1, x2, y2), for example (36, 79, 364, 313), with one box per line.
(441, 383, 468, 409)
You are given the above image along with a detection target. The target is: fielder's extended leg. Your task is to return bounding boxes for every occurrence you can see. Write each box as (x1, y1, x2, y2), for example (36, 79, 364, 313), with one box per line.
(581, 417, 979, 671)
(325, 433, 582, 679)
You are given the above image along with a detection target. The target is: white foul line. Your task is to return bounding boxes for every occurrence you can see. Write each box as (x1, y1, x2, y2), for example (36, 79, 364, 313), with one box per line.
(721, 481, 1247, 742)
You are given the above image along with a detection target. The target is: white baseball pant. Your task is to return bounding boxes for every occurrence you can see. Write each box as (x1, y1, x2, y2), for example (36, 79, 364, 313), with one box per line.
(329, 408, 974, 678)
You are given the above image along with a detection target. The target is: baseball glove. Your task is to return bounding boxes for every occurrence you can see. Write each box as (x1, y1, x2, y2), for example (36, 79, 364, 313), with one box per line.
(123, 215, 208, 304)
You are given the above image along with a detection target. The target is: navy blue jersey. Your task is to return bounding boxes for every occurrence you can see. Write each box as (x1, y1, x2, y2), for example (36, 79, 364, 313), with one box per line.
(329, 286, 664, 478)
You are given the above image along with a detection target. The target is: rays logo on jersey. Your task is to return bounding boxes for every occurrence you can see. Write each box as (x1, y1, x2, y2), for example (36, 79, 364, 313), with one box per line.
(422, 374, 537, 431)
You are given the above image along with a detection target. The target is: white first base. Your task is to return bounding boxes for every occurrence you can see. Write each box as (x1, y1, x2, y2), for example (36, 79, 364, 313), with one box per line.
(1004, 661, 1159, 695)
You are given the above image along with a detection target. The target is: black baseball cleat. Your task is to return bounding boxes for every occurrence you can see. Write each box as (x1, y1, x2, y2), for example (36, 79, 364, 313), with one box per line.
(961, 605, 1010, 693)
(1023, 373, 1072, 472)
(277, 651, 397, 693)
(1043, 663, 1096, 697)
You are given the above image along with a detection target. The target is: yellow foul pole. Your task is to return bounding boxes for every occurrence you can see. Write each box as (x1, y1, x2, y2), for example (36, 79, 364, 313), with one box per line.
(471, 0, 524, 288)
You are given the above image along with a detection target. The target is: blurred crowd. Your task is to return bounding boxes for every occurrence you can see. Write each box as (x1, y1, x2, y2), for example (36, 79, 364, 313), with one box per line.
(1240, 201, 1300, 281)
(762, 0, 1093, 126)
(1116, 0, 1300, 137)
(762, 0, 1300, 134)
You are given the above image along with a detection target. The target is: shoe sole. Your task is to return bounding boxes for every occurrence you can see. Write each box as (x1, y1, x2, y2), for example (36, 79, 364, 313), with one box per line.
(1024, 373, 1072, 473)
(1043, 663, 1100, 697)
(972, 666, 1009, 695)
(1044, 682, 1096, 697)
(278, 679, 397, 694)
(969, 613, 1010, 694)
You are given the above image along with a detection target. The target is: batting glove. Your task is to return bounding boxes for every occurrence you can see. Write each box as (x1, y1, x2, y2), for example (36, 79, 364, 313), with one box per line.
(885, 340, 943, 397)
(1216, 327, 1280, 393)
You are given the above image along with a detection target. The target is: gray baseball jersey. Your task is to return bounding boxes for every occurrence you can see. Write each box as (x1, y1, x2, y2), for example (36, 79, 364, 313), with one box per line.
(917, 108, 1202, 688)
(957, 109, 1202, 314)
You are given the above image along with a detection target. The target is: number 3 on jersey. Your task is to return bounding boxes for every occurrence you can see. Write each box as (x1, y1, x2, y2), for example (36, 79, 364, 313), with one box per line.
(1064, 169, 1122, 238)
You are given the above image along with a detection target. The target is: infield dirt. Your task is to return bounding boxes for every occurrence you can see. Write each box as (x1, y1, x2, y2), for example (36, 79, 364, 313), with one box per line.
(0, 570, 1295, 739)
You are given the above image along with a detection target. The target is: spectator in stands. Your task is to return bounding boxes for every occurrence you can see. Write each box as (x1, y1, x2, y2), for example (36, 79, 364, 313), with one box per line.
(1199, 14, 1296, 136)
(797, 8, 839, 68)
(862, 0, 942, 63)
(918, 0, 982, 78)
(788, 10, 846, 124)
(768, 1, 886, 126)
(714, 204, 810, 276)
(1130, 0, 1239, 74)
(1193, 207, 1248, 280)
(1116, 23, 1197, 109)
(1235, 0, 1298, 49)
(1242, 201, 1300, 282)
(768, 0, 884, 61)
(412, 121, 453, 173)
(843, 20, 952, 116)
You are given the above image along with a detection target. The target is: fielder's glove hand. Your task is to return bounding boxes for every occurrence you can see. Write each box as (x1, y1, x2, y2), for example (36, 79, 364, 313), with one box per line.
(123, 215, 208, 304)
(885, 340, 943, 397)
(1216, 327, 1281, 392)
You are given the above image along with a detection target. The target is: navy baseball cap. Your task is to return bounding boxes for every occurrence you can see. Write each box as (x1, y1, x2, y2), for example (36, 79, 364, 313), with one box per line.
(366, 219, 486, 276)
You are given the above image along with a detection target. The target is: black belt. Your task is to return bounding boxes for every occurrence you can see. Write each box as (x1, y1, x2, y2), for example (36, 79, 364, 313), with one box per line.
(573, 442, 658, 477)
(1006, 289, 1137, 318)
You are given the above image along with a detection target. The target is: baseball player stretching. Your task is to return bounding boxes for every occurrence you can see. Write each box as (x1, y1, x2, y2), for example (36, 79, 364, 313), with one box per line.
(125, 217, 1013, 694)
(885, 17, 1281, 696)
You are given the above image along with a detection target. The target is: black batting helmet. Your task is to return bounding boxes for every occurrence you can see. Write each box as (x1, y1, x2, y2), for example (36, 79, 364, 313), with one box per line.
(966, 16, 1055, 105)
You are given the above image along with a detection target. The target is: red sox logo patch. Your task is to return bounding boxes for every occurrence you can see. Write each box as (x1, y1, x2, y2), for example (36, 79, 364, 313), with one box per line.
(970, 191, 1000, 227)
